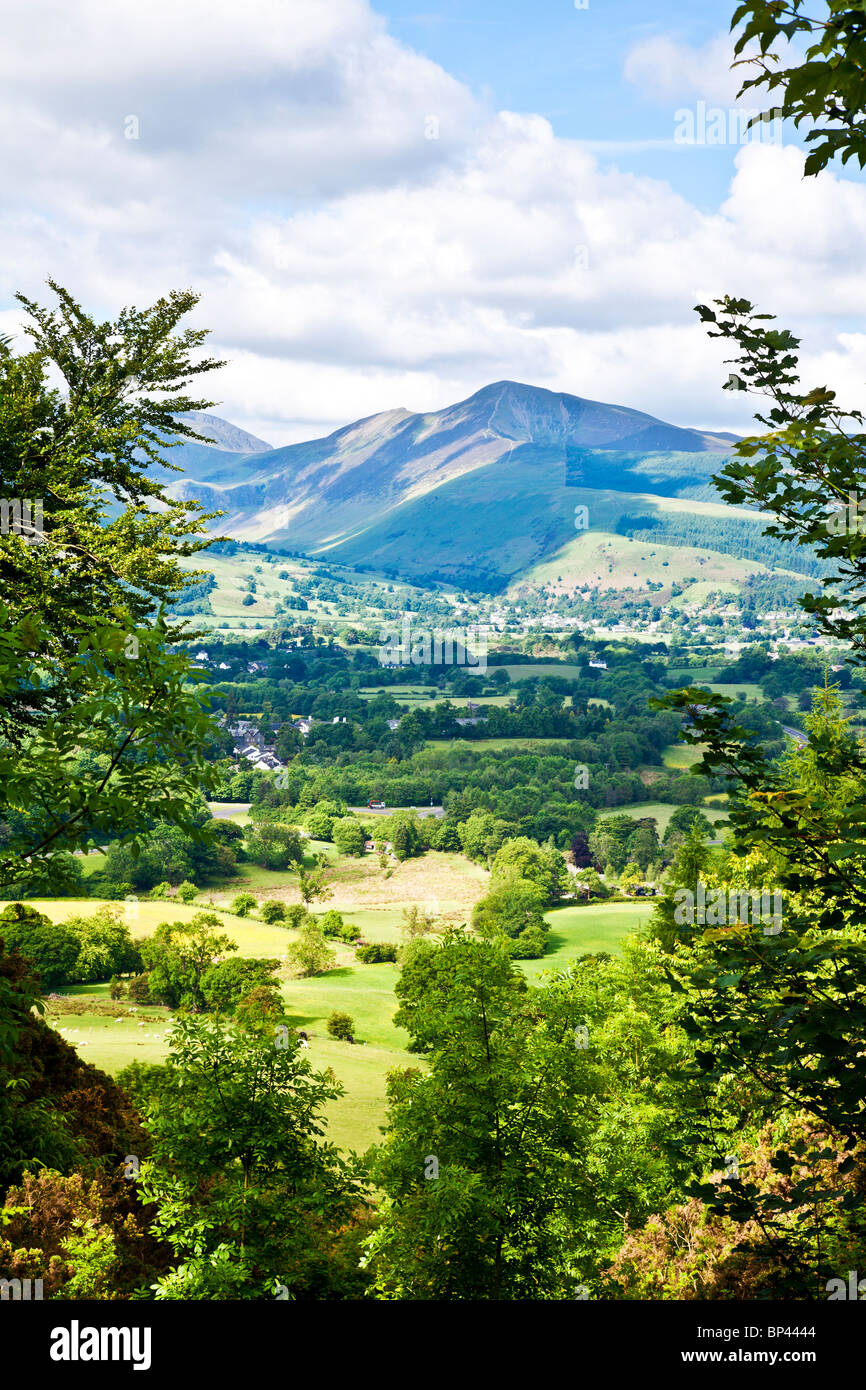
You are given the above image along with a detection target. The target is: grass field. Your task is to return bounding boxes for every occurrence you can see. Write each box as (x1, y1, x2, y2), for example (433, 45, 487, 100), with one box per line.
(516, 523, 767, 597)
(521, 901, 650, 979)
(45, 898, 644, 1152)
(501, 663, 585, 681)
(662, 743, 705, 770)
(2, 897, 295, 957)
(667, 667, 722, 682)
(597, 801, 729, 834)
(705, 682, 766, 702)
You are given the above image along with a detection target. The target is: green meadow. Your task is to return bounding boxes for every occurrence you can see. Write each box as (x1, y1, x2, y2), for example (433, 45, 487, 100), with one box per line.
(597, 801, 729, 835)
(42, 898, 647, 1153)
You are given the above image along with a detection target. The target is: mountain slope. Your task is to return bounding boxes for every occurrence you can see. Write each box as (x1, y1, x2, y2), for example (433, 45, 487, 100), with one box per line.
(158, 381, 747, 585)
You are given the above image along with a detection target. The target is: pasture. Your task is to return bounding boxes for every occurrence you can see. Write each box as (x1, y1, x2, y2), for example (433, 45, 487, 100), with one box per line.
(43, 895, 644, 1153)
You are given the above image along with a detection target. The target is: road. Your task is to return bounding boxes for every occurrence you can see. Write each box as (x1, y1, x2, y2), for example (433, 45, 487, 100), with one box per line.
(782, 725, 808, 747)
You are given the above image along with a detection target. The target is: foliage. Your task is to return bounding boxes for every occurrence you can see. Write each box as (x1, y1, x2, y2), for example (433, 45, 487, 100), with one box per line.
(134, 1015, 367, 1299)
(0, 283, 224, 892)
(139, 913, 237, 1011)
(326, 1011, 355, 1042)
(200, 956, 282, 1015)
(244, 821, 304, 871)
(355, 943, 398, 964)
(366, 931, 592, 1299)
(286, 923, 336, 978)
(331, 817, 367, 857)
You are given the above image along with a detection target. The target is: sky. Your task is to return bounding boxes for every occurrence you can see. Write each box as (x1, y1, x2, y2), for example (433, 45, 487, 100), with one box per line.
(1, 0, 864, 446)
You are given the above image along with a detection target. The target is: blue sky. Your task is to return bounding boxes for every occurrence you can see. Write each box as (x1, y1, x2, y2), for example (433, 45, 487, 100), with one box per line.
(1, 0, 864, 445)
(382, 0, 773, 205)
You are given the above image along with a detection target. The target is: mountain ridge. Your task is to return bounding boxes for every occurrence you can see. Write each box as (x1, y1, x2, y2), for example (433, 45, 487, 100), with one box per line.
(159, 381, 750, 590)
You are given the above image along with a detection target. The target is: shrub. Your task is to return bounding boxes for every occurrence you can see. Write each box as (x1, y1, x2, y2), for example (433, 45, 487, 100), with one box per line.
(355, 942, 398, 964)
(176, 881, 198, 904)
(231, 893, 257, 918)
(244, 822, 304, 871)
(126, 973, 153, 1003)
(318, 910, 346, 938)
(286, 925, 336, 977)
(331, 818, 366, 857)
(260, 901, 286, 924)
(201, 957, 281, 1013)
(507, 925, 549, 960)
(326, 1011, 355, 1042)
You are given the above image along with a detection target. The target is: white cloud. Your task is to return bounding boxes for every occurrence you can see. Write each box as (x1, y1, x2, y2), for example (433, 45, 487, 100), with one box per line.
(1, 1, 865, 447)
(623, 34, 744, 107)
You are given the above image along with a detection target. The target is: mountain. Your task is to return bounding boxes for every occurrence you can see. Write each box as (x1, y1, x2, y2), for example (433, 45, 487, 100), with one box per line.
(157, 382, 765, 589)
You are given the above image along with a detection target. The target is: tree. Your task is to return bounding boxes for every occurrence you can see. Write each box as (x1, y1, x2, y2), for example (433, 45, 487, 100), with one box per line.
(570, 830, 598, 870)
(625, 824, 660, 872)
(61, 905, 141, 982)
(303, 800, 344, 841)
(574, 868, 609, 900)
(135, 1015, 366, 1299)
(400, 906, 436, 939)
(286, 923, 336, 978)
(473, 874, 548, 944)
(331, 817, 366, 857)
(588, 828, 628, 874)
(490, 836, 569, 903)
(295, 860, 333, 907)
(383, 810, 424, 861)
(663, 805, 713, 848)
(638, 8, 866, 1284)
(366, 930, 591, 1299)
(427, 818, 461, 852)
(104, 824, 233, 891)
(200, 957, 282, 1015)
(327, 1011, 355, 1042)
(0, 902, 80, 989)
(244, 822, 304, 871)
(318, 910, 346, 938)
(140, 913, 236, 1011)
(457, 811, 509, 864)
(619, 863, 644, 894)
(0, 283, 225, 893)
